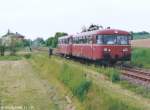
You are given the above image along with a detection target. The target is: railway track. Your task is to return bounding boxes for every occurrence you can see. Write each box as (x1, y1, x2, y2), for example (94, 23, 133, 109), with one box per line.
(121, 67, 150, 83)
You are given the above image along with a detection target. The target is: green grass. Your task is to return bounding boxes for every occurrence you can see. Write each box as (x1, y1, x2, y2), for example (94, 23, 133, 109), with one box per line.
(27, 53, 150, 110)
(131, 48, 150, 68)
(0, 55, 22, 61)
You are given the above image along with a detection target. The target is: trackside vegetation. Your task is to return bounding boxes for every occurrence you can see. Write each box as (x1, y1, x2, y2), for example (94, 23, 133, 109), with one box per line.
(27, 53, 150, 110)
(131, 48, 150, 68)
(60, 63, 91, 101)
(93, 66, 120, 82)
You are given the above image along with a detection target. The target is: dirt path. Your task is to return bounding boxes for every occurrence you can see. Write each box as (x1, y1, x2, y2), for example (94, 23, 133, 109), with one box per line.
(0, 60, 71, 110)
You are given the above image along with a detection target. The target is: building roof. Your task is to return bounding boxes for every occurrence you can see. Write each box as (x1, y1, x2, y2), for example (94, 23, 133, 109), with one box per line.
(2, 30, 25, 39)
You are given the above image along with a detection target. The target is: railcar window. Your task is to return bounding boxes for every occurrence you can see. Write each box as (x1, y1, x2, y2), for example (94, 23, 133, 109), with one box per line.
(73, 37, 76, 44)
(75, 37, 77, 44)
(87, 36, 92, 44)
(85, 36, 88, 44)
(82, 36, 87, 43)
(79, 36, 83, 44)
(59, 40, 61, 44)
(72, 36, 93, 44)
(67, 39, 69, 44)
(64, 39, 66, 44)
(117, 36, 128, 45)
(64, 39, 69, 44)
(96, 35, 103, 44)
(76, 37, 79, 44)
(69, 38, 72, 44)
(103, 35, 117, 45)
(72, 38, 75, 44)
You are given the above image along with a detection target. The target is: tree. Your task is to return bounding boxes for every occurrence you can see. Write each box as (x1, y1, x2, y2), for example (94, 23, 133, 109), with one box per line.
(46, 32, 68, 48)
(32, 37, 45, 47)
(23, 39, 32, 47)
(54, 32, 68, 38)
(88, 24, 100, 31)
(46, 37, 54, 47)
(0, 39, 5, 56)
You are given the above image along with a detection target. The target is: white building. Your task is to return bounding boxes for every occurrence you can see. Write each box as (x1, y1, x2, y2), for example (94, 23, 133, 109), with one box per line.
(1, 30, 24, 47)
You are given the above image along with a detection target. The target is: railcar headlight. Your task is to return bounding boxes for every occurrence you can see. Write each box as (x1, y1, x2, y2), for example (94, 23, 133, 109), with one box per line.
(123, 48, 128, 52)
(108, 49, 111, 52)
(104, 48, 108, 52)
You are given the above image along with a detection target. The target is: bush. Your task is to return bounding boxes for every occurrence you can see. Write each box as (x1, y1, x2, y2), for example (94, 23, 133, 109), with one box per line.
(74, 80, 91, 101)
(110, 70, 120, 82)
(23, 54, 31, 59)
(60, 63, 91, 101)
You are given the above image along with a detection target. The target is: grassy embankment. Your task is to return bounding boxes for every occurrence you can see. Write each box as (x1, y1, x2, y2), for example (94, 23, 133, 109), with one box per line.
(28, 53, 150, 110)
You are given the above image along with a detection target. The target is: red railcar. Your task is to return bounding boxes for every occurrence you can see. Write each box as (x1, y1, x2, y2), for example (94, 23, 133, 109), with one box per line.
(58, 29, 132, 63)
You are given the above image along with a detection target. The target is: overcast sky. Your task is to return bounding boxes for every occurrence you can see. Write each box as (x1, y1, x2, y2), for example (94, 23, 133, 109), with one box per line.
(0, 0, 150, 39)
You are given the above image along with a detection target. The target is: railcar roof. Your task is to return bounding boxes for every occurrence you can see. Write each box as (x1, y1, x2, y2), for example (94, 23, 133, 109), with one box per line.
(58, 29, 130, 40)
(72, 29, 130, 37)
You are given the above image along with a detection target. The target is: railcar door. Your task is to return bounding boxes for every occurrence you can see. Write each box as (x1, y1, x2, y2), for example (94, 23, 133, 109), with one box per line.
(92, 35, 103, 60)
(83, 35, 93, 59)
(68, 37, 72, 55)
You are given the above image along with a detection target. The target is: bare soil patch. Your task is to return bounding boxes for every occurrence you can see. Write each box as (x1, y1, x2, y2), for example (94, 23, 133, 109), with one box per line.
(131, 39, 150, 48)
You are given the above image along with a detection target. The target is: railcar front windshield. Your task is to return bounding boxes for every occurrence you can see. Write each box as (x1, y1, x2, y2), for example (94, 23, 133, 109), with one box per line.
(96, 35, 130, 45)
(103, 35, 117, 45)
(117, 35, 128, 45)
